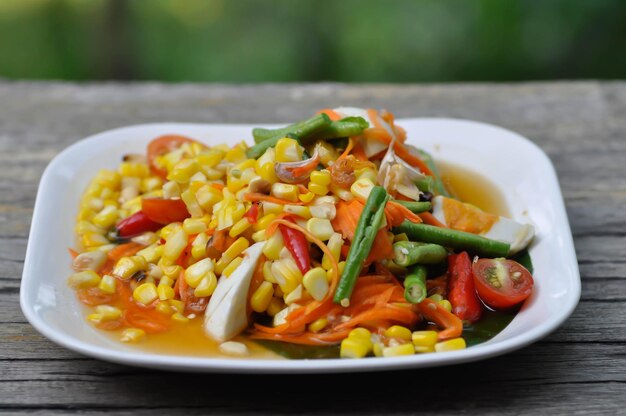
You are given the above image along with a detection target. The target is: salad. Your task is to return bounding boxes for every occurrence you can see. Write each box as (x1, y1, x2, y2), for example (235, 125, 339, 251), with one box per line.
(67, 107, 535, 359)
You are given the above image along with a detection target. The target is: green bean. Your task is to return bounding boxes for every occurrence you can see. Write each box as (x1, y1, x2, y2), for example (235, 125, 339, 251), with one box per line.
(392, 200, 432, 213)
(310, 117, 369, 140)
(334, 186, 389, 306)
(393, 221, 511, 258)
(417, 149, 451, 197)
(403, 265, 428, 304)
(393, 241, 447, 266)
(252, 113, 331, 144)
(246, 133, 297, 160)
(414, 176, 433, 193)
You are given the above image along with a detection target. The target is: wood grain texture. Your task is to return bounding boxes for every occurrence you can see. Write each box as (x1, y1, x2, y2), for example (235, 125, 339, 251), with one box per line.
(1, 81, 624, 415)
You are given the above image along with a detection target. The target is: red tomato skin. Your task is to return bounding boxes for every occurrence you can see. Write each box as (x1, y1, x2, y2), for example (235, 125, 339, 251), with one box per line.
(147, 135, 197, 179)
(141, 198, 190, 225)
(116, 210, 162, 238)
(447, 252, 483, 323)
(472, 259, 534, 309)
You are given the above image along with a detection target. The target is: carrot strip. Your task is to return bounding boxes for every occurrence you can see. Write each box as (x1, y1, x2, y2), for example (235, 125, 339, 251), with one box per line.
(244, 193, 304, 206)
(335, 304, 418, 331)
(317, 108, 342, 121)
(68, 248, 79, 259)
(385, 200, 423, 226)
(417, 298, 463, 341)
(351, 143, 368, 161)
(419, 212, 448, 228)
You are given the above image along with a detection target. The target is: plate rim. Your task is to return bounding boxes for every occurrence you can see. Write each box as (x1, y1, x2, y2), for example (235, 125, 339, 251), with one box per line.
(20, 117, 581, 373)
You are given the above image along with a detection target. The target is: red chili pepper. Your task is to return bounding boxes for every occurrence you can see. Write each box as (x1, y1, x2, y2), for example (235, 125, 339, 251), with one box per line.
(244, 202, 260, 224)
(116, 210, 162, 238)
(278, 217, 311, 274)
(447, 251, 483, 323)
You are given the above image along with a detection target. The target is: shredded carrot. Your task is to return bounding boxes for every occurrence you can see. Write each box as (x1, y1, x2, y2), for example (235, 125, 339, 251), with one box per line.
(244, 193, 304, 206)
(68, 248, 79, 259)
(339, 138, 354, 159)
(250, 328, 352, 346)
(317, 108, 342, 121)
(351, 143, 368, 161)
(385, 200, 423, 226)
(210, 183, 225, 191)
(417, 298, 463, 341)
(419, 211, 448, 228)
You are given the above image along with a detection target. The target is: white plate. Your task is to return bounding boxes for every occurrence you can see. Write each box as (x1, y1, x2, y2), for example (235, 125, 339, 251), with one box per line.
(20, 118, 580, 373)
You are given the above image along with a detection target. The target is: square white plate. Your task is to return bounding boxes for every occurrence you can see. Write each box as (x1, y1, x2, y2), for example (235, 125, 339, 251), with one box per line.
(20, 118, 580, 373)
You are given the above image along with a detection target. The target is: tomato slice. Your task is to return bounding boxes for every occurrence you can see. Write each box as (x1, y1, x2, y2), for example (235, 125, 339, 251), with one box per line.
(147, 135, 198, 179)
(472, 258, 534, 309)
(141, 198, 190, 224)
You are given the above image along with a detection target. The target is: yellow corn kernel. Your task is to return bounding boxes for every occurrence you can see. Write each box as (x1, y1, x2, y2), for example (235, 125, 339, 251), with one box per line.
(95, 305, 122, 321)
(275, 138, 303, 162)
(168, 159, 199, 183)
(67, 270, 101, 289)
(308, 318, 328, 333)
(373, 342, 384, 357)
(262, 261, 277, 283)
(308, 182, 329, 196)
(157, 284, 175, 301)
(251, 281, 274, 313)
(306, 218, 334, 241)
(252, 229, 267, 242)
(328, 260, 346, 282)
(159, 261, 182, 279)
(86, 313, 104, 324)
(72, 250, 107, 272)
(412, 330, 438, 353)
(385, 325, 412, 341)
(141, 176, 162, 193)
(262, 231, 283, 260)
(438, 299, 452, 312)
(229, 217, 252, 238)
(355, 167, 377, 182)
(159, 275, 174, 287)
(310, 170, 331, 186)
(222, 256, 243, 277)
(251, 215, 274, 234)
(95, 169, 120, 189)
(428, 294, 444, 302)
(271, 259, 302, 294)
(330, 183, 353, 201)
(261, 201, 283, 216)
(298, 191, 315, 203)
(194, 272, 218, 297)
(266, 297, 284, 317)
(224, 146, 246, 162)
(340, 337, 369, 359)
(215, 237, 249, 274)
(383, 343, 415, 357)
(435, 338, 466, 352)
(283, 205, 311, 219)
(181, 189, 203, 218)
(136, 244, 163, 264)
(119, 161, 150, 178)
(350, 178, 375, 200)
(184, 258, 214, 288)
(271, 183, 298, 202)
(284, 284, 303, 305)
(156, 301, 175, 315)
(190, 232, 208, 259)
(257, 162, 278, 184)
(322, 233, 343, 270)
(75, 220, 103, 235)
(163, 227, 187, 263)
(182, 217, 207, 235)
(113, 255, 147, 280)
(349, 327, 372, 341)
(81, 232, 109, 249)
(133, 283, 158, 305)
(120, 328, 146, 343)
(169, 299, 185, 314)
(302, 267, 329, 301)
(98, 274, 117, 294)
(171, 312, 190, 323)
(197, 148, 225, 168)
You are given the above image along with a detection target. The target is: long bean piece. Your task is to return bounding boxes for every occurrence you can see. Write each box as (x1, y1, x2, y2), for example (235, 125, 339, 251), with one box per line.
(246, 114, 331, 159)
(334, 186, 390, 306)
(392, 200, 432, 213)
(393, 221, 510, 258)
(253, 116, 369, 144)
(252, 114, 330, 144)
(403, 265, 428, 304)
(393, 241, 447, 266)
(417, 149, 451, 197)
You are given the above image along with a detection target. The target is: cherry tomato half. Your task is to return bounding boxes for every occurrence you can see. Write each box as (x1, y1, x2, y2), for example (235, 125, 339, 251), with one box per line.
(141, 198, 190, 225)
(472, 258, 534, 309)
(147, 135, 197, 179)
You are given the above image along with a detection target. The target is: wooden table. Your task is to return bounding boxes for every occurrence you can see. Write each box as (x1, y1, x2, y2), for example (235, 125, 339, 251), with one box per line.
(1, 81, 624, 415)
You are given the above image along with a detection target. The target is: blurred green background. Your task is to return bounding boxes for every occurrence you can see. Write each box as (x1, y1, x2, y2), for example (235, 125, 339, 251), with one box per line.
(0, 0, 625, 83)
